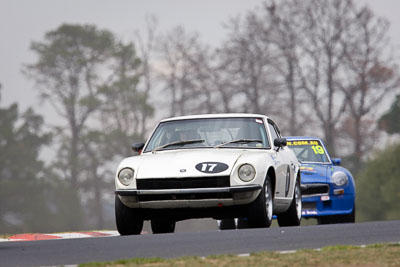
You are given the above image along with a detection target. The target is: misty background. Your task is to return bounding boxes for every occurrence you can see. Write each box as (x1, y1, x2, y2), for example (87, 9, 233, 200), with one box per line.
(0, 0, 399, 234)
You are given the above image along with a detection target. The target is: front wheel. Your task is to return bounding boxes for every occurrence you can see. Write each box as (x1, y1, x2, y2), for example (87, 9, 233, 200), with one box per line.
(277, 179, 302, 227)
(247, 175, 273, 228)
(115, 195, 144, 235)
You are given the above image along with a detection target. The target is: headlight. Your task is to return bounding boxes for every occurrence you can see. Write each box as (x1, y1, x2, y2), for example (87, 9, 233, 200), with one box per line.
(332, 171, 348, 186)
(238, 164, 256, 182)
(118, 168, 134, 186)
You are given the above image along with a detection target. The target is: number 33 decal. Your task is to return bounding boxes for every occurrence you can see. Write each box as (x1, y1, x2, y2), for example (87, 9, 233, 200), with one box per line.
(195, 162, 229, 173)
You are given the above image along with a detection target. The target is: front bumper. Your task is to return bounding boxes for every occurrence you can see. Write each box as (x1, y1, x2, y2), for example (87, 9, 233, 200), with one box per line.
(116, 184, 262, 209)
(301, 193, 355, 217)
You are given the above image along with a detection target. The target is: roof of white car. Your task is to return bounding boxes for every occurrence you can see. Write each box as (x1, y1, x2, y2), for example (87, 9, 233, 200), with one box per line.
(160, 113, 270, 122)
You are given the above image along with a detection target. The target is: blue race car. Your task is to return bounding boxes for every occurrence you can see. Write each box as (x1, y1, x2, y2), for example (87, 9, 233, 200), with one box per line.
(286, 137, 355, 224)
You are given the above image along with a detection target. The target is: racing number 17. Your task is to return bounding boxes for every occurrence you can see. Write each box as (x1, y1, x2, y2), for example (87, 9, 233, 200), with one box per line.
(201, 163, 217, 172)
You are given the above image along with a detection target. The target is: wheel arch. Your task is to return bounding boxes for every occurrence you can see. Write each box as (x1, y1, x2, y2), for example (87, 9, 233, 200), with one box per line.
(296, 168, 301, 184)
(266, 167, 276, 197)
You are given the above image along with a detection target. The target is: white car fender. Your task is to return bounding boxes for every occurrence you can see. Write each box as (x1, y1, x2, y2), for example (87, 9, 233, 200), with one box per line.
(230, 151, 275, 187)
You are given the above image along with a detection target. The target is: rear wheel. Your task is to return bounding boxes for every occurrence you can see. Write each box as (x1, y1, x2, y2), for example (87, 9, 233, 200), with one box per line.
(151, 219, 176, 234)
(247, 175, 273, 228)
(277, 179, 302, 227)
(115, 195, 144, 235)
(218, 219, 236, 230)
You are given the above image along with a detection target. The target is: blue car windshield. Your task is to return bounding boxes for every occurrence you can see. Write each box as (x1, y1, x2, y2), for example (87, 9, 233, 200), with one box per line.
(287, 139, 330, 163)
(144, 117, 270, 152)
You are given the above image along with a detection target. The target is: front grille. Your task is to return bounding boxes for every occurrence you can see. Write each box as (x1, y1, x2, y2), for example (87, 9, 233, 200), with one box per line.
(301, 184, 329, 196)
(136, 176, 230, 190)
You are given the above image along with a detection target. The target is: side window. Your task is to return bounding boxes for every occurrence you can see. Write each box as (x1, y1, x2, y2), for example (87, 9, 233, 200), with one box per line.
(268, 122, 279, 142)
(274, 124, 281, 138)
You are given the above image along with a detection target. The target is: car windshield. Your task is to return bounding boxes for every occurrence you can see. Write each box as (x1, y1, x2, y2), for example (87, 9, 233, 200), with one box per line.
(144, 117, 270, 152)
(287, 139, 330, 163)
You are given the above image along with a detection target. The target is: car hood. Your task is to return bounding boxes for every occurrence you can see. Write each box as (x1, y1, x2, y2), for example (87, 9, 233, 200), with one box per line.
(299, 163, 330, 183)
(121, 149, 246, 179)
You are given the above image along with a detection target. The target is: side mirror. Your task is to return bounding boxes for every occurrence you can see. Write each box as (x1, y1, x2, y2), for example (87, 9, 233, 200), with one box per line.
(274, 138, 287, 148)
(331, 158, 341, 166)
(132, 143, 145, 153)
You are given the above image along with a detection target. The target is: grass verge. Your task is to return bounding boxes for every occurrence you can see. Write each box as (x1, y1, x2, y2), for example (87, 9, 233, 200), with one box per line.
(80, 243, 400, 267)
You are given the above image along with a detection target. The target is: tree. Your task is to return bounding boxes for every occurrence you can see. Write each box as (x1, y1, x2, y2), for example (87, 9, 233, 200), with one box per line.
(25, 24, 116, 229)
(379, 95, 400, 134)
(356, 143, 400, 221)
(80, 130, 114, 229)
(91, 40, 154, 228)
(157, 25, 226, 114)
(339, 6, 400, 171)
(251, 0, 399, 161)
(295, 0, 354, 156)
(135, 16, 159, 132)
(261, 0, 309, 135)
(0, 90, 55, 233)
(99, 41, 152, 156)
(158, 26, 212, 116)
(219, 13, 280, 115)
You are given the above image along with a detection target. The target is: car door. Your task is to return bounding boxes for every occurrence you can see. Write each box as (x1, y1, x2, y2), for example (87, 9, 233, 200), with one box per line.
(267, 120, 294, 200)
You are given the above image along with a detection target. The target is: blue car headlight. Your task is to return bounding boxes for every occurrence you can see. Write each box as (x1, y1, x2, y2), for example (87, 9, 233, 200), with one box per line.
(332, 171, 348, 186)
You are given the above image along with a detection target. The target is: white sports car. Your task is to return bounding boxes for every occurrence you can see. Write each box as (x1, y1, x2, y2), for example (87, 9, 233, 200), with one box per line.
(115, 114, 301, 235)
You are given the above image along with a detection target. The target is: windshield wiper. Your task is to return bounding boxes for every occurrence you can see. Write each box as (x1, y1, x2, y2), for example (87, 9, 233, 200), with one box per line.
(215, 139, 263, 148)
(152, 139, 205, 152)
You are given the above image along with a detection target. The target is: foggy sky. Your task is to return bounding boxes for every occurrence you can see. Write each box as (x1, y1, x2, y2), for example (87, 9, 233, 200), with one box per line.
(0, 0, 399, 126)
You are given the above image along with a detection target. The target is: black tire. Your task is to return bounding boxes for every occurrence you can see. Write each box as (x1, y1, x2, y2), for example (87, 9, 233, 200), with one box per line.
(247, 175, 273, 228)
(218, 219, 236, 230)
(151, 219, 176, 234)
(115, 195, 144, 235)
(277, 179, 302, 227)
(318, 205, 356, 224)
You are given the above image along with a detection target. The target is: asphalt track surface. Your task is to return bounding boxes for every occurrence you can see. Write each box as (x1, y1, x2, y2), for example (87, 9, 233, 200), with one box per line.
(1, 220, 400, 266)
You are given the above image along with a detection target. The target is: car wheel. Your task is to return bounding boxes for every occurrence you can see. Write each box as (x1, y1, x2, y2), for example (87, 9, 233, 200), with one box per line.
(115, 195, 144, 235)
(151, 219, 176, 234)
(247, 175, 273, 228)
(218, 219, 236, 230)
(318, 205, 356, 224)
(277, 179, 302, 227)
